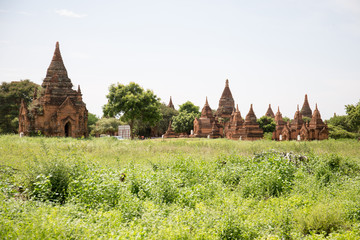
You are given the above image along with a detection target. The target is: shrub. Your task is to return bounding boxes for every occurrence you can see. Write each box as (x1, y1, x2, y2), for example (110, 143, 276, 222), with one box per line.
(25, 156, 79, 203)
(295, 203, 344, 236)
(219, 216, 257, 240)
(328, 124, 360, 139)
(68, 168, 124, 210)
(240, 152, 297, 198)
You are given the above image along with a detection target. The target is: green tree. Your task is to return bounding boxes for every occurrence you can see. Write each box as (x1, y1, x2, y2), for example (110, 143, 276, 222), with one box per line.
(87, 113, 99, 136)
(136, 103, 179, 137)
(103, 82, 162, 139)
(283, 116, 290, 123)
(302, 116, 311, 124)
(179, 101, 200, 114)
(172, 111, 199, 134)
(93, 118, 123, 136)
(257, 116, 276, 133)
(0, 80, 40, 134)
(345, 100, 360, 133)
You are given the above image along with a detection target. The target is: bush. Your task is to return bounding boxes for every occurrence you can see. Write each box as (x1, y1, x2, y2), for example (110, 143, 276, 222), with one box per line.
(295, 203, 344, 236)
(240, 152, 297, 198)
(25, 156, 80, 204)
(328, 124, 360, 139)
(219, 216, 257, 240)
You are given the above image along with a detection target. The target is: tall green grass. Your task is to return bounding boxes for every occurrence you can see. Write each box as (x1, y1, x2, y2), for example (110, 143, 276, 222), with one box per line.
(1, 135, 360, 239)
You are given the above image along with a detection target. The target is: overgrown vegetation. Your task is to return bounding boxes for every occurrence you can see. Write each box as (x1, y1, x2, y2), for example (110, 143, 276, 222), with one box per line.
(1, 136, 360, 239)
(328, 100, 360, 139)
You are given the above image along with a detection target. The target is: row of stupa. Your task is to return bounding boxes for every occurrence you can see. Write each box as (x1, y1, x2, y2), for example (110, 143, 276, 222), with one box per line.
(164, 80, 328, 141)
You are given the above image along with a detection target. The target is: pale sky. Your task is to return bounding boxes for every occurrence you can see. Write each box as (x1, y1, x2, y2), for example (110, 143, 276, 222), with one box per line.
(1, 0, 360, 119)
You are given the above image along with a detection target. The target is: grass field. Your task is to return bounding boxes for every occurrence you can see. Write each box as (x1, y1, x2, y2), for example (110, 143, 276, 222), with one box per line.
(1, 135, 360, 239)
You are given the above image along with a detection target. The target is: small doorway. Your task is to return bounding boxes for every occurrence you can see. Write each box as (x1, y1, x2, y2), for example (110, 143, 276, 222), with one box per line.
(65, 122, 71, 137)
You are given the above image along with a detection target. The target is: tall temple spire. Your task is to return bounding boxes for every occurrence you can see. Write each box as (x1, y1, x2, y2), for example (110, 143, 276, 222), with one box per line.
(309, 103, 324, 127)
(167, 96, 174, 109)
(265, 104, 275, 118)
(300, 94, 312, 118)
(245, 104, 257, 123)
(201, 96, 213, 118)
(42, 42, 73, 89)
(275, 106, 283, 123)
(215, 79, 235, 118)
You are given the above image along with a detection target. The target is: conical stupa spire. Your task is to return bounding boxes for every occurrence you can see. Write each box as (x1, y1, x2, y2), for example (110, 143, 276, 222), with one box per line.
(310, 103, 324, 127)
(275, 106, 283, 123)
(78, 85, 81, 93)
(42, 42, 73, 89)
(216, 79, 235, 118)
(201, 96, 213, 118)
(236, 104, 240, 112)
(300, 94, 312, 118)
(167, 96, 174, 109)
(265, 104, 275, 118)
(245, 104, 257, 123)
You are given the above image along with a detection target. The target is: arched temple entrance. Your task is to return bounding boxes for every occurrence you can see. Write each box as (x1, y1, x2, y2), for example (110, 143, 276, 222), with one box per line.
(65, 122, 71, 137)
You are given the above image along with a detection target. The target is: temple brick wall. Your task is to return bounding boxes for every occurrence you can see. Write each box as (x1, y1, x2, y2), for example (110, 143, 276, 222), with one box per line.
(18, 42, 88, 138)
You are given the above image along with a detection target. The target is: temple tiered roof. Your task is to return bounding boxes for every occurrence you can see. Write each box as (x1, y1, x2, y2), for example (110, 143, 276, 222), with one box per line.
(300, 94, 312, 118)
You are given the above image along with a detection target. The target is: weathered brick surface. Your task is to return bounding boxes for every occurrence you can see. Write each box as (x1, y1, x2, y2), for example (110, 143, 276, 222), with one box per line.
(19, 42, 88, 137)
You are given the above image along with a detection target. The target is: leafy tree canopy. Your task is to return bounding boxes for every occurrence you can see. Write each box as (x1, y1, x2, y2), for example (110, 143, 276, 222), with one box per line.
(257, 116, 276, 133)
(87, 113, 99, 136)
(179, 101, 200, 114)
(136, 103, 178, 137)
(0, 80, 40, 134)
(345, 100, 360, 133)
(172, 111, 199, 134)
(92, 117, 123, 136)
(103, 82, 162, 138)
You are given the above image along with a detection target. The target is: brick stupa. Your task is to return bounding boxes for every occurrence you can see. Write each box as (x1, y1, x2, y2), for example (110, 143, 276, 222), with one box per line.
(300, 94, 312, 118)
(265, 104, 275, 118)
(215, 79, 235, 120)
(19, 42, 88, 137)
(167, 96, 175, 109)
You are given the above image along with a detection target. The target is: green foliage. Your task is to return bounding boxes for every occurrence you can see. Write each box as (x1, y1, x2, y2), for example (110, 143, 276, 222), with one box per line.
(25, 149, 83, 204)
(328, 124, 360, 139)
(327, 100, 360, 139)
(283, 116, 290, 122)
(136, 103, 178, 137)
(92, 117, 122, 136)
(179, 101, 200, 114)
(302, 116, 311, 123)
(345, 100, 360, 133)
(0, 80, 40, 134)
(220, 216, 257, 240)
(87, 113, 99, 136)
(103, 82, 162, 138)
(295, 203, 344, 236)
(1, 136, 360, 239)
(257, 116, 276, 133)
(172, 111, 199, 134)
(240, 152, 297, 198)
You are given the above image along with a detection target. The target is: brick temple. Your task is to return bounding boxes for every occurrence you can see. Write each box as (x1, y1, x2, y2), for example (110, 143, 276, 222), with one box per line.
(272, 95, 329, 141)
(193, 80, 263, 140)
(18, 42, 88, 137)
(191, 80, 328, 141)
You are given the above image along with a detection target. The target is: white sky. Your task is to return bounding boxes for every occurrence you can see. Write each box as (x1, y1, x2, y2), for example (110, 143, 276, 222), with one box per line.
(1, 0, 359, 119)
